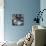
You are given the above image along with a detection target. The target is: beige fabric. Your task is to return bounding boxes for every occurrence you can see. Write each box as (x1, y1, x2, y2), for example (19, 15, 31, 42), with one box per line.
(32, 25, 46, 46)
(35, 29, 45, 46)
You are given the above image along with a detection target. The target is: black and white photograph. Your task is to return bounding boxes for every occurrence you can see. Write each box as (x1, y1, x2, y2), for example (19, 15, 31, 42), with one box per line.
(12, 14, 24, 26)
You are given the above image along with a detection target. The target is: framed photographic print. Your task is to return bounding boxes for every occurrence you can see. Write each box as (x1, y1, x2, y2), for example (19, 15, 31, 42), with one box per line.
(12, 14, 24, 26)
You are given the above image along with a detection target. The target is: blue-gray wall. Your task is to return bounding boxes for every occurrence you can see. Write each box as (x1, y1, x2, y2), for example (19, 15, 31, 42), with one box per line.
(4, 0, 40, 42)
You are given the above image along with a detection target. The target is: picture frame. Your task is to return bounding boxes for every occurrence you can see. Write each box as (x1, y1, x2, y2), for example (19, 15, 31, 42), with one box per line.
(12, 14, 24, 26)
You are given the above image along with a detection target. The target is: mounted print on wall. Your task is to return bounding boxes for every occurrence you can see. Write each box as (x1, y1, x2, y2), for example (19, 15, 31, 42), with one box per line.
(12, 14, 24, 26)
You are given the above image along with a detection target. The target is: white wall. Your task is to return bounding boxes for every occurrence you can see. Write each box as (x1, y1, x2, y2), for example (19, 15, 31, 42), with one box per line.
(0, 0, 4, 42)
(40, 0, 46, 26)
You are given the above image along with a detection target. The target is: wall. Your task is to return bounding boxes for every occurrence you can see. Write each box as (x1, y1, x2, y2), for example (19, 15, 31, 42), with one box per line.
(40, 0, 46, 26)
(40, 0, 46, 45)
(4, 0, 40, 42)
(0, 0, 4, 42)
